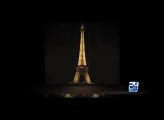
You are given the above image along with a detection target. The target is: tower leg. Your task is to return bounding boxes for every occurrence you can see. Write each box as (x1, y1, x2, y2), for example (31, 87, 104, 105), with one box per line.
(84, 72, 91, 84)
(73, 71, 91, 84)
(73, 72, 80, 84)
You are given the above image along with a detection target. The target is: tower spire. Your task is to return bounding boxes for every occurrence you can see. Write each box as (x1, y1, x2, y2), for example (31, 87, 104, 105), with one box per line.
(81, 23, 84, 28)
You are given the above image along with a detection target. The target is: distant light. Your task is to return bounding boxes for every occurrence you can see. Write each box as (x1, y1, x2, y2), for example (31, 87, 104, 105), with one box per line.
(64, 94, 72, 98)
(92, 94, 99, 98)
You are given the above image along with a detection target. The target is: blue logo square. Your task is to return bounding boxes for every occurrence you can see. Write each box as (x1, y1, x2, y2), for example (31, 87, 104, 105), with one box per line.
(129, 81, 139, 92)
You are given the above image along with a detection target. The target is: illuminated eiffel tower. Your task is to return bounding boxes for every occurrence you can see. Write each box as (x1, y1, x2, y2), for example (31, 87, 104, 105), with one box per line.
(72, 24, 92, 84)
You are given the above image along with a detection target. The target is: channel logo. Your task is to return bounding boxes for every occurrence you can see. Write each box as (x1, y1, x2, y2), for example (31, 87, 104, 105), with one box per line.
(129, 81, 139, 92)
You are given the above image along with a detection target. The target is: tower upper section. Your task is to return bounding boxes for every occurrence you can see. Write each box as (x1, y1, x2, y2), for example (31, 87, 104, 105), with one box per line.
(78, 24, 87, 66)
(80, 24, 85, 32)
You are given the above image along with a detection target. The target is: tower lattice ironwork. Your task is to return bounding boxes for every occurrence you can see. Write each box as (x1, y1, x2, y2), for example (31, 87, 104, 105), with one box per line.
(73, 24, 92, 84)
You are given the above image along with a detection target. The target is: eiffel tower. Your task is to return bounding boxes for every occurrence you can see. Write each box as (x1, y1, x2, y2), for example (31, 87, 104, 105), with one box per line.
(72, 24, 92, 84)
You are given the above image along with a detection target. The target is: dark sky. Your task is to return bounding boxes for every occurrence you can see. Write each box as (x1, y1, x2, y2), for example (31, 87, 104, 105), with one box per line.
(45, 22, 120, 84)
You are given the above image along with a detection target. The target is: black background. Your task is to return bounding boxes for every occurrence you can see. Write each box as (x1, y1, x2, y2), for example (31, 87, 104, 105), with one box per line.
(4, 5, 155, 117)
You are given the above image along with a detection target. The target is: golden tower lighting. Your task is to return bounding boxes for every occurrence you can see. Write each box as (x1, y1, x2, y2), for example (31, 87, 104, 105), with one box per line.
(73, 24, 92, 84)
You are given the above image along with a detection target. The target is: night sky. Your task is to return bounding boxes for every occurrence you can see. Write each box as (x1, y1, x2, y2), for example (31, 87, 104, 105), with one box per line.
(45, 22, 120, 84)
